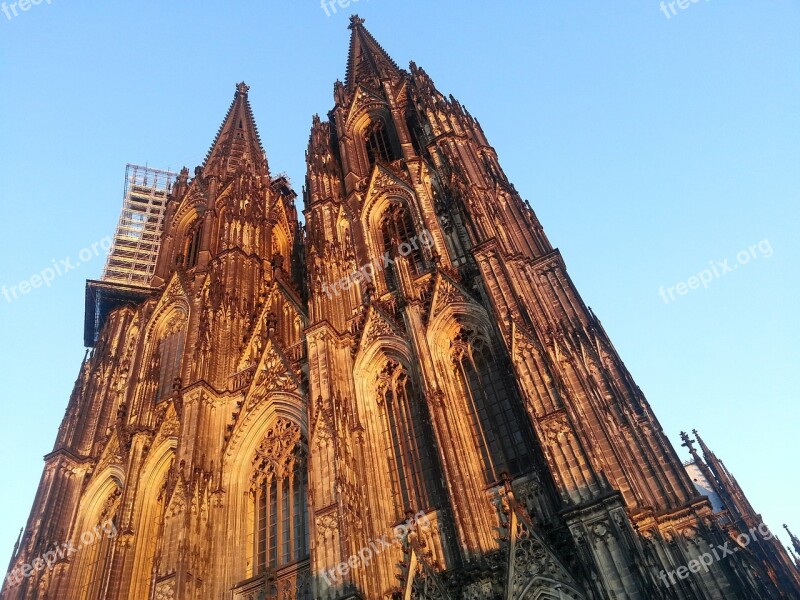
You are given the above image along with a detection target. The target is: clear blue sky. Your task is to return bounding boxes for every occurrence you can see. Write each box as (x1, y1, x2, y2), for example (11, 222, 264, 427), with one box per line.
(1, 1, 798, 570)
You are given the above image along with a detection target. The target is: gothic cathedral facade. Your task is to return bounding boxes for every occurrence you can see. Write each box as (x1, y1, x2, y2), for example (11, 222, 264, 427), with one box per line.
(3, 16, 799, 600)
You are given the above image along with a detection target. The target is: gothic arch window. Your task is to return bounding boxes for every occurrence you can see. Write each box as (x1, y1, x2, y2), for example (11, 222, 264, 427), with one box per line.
(251, 419, 309, 573)
(155, 315, 186, 402)
(72, 484, 121, 599)
(363, 118, 397, 167)
(271, 225, 289, 262)
(128, 449, 173, 600)
(405, 109, 428, 158)
(184, 222, 202, 269)
(376, 360, 442, 516)
(432, 187, 471, 267)
(452, 329, 533, 483)
(380, 202, 425, 290)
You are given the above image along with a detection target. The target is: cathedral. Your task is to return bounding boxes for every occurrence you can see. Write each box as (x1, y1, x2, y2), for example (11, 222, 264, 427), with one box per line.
(3, 15, 800, 600)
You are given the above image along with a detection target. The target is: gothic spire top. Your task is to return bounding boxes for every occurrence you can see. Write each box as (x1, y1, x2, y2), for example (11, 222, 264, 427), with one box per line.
(202, 82, 267, 179)
(348, 14, 365, 29)
(784, 524, 800, 555)
(692, 428, 714, 457)
(344, 15, 401, 88)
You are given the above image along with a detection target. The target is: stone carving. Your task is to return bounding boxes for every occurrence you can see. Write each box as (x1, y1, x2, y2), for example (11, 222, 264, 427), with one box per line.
(252, 418, 305, 481)
(360, 306, 398, 347)
(14, 20, 798, 600)
(154, 578, 176, 600)
(462, 579, 500, 600)
(315, 513, 338, 539)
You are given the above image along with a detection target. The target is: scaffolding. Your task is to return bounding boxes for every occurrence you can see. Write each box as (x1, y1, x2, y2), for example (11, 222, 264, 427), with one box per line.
(85, 164, 175, 346)
(102, 164, 176, 286)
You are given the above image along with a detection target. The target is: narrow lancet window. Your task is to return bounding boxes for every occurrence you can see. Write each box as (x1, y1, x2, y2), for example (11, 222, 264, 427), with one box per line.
(156, 326, 185, 401)
(453, 332, 533, 482)
(380, 202, 426, 291)
(251, 419, 309, 574)
(377, 361, 442, 516)
(364, 119, 396, 166)
(185, 225, 202, 269)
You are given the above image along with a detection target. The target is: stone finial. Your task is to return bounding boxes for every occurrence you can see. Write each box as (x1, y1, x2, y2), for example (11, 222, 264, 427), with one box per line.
(680, 431, 698, 457)
(349, 14, 365, 29)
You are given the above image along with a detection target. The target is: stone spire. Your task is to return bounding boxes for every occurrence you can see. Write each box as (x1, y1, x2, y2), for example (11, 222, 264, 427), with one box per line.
(693, 429, 760, 527)
(344, 14, 402, 88)
(202, 81, 268, 179)
(785, 524, 800, 560)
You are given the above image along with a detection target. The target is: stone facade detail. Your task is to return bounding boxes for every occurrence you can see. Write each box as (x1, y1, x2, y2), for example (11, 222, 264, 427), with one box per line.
(2, 15, 799, 600)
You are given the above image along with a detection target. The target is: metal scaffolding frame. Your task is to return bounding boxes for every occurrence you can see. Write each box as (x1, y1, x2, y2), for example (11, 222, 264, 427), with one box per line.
(102, 164, 176, 286)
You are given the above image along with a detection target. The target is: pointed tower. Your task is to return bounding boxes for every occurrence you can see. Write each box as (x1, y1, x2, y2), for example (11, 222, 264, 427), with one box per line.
(784, 525, 800, 565)
(691, 429, 761, 529)
(301, 16, 800, 599)
(683, 430, 800, 595)
(203, 81, 269, 179)
(4, 16, 800, 600)
(2, 83, 311, 600)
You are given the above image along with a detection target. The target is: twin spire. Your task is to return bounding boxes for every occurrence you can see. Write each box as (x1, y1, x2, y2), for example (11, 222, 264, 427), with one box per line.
(202, 81, 268, 179)
(202, 17, 399, 178)
(345, 14, 401, 88)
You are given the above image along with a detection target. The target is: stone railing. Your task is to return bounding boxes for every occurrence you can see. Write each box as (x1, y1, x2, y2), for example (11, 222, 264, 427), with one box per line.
(232, 563, 311, 600)
(228, 364, 256, 392)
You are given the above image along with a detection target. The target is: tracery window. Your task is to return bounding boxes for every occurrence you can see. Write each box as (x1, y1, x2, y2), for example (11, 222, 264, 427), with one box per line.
(452, 330, 533, 482)
(380, 202, 425, 290)
(376, 361, 442, 515)
(251, 419, 309, 573)
(405, 110, 426, 157)
(75, 487, 121, 599)
(185, 224, 202, 269)
(155, 317, 185, 402)
(364, 119, 396, 166)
